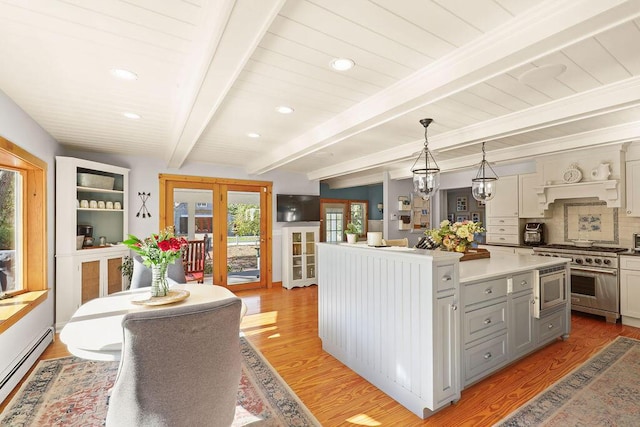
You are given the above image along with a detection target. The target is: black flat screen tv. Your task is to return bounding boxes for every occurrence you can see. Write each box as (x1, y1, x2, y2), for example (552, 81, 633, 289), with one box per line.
(276, 194, 320, 222)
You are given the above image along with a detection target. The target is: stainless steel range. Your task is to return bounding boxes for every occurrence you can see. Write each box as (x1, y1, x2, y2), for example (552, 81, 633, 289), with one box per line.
(532, 244, 627, 323)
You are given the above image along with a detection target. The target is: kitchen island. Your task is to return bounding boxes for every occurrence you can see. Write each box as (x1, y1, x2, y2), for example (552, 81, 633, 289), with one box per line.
(316, 243, 570, 419)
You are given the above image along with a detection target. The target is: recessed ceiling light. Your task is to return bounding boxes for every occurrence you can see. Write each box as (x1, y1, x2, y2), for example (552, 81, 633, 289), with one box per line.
(330, 58, 355, 71)
(110, 68, 138, 80)
(276, 106, 294, 114)
(122, 112, 141, 119)
(247, 132, 261, 138)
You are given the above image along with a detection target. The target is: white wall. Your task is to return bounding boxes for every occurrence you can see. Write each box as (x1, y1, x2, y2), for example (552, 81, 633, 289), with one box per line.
(0, 90, 58, 402)
(61, 150, 319, 282)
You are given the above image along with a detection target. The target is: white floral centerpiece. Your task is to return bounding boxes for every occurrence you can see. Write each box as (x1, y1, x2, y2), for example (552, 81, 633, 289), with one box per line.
(426, 220, 485, 253)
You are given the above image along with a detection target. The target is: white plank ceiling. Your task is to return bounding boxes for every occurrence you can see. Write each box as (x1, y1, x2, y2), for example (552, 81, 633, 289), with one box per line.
(1, 0, 640, 188)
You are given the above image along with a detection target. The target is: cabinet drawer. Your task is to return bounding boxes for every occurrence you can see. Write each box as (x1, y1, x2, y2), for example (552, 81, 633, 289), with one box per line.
(512, 271, 533, 293)
(620, 256, 640, 271)
(464, 302, 507, 344)
(464, 277, 508, 306)
(486, 233, 519, 245)
(436, 264, 456, 293)
(486, 217, 519, 226)
(537, 309, 566, 344)
(464, 333, 508, 384)
(486, 225, 519, 235)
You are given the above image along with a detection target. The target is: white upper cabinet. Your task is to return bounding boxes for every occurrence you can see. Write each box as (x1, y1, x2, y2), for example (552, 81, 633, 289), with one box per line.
(485, 175, 519, 218)
(518, 173, 549, 218)
(625, 160, 640, 217)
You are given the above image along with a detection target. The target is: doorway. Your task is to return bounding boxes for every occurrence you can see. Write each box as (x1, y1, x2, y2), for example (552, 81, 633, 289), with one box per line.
(159, 175, 272, 290)
(320, 199, 368, 242)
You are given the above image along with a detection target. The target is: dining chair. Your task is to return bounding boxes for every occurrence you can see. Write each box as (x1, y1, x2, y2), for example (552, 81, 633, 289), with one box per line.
(183, 240, 206, 283)
(105, 296, 243, 427)
(129, 255, 186, 289)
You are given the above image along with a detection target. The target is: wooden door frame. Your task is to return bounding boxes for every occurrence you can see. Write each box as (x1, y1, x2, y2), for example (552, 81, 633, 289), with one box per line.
(159, 174, 273, 290)
(319, 198, 369, 242)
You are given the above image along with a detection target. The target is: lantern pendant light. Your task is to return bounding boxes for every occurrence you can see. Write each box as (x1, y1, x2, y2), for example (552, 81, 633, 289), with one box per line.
(411, 118, 440, 200)
(471, 142, 498, 202)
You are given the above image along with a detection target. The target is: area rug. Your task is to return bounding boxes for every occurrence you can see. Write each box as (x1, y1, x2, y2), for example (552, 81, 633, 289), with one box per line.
(497, 336, 640, 426)
(0, 336, 320, 427)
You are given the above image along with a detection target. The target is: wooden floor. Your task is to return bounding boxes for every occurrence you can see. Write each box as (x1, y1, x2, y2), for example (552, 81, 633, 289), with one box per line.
(3, 285, 640, 426)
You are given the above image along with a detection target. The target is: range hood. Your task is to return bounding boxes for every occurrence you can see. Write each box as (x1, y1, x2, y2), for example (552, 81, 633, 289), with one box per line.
(535, 180, 621, 210)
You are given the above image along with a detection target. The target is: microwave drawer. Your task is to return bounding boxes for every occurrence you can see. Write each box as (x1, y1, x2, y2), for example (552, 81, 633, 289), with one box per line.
(486, 225, 519, 235)
(486, 217, 519, 227)
(486, 233, 519, 245)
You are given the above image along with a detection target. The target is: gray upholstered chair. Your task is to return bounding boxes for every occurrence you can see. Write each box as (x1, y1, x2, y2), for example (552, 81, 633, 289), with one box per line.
(129, 254, 186, 289)
(105, 297, 243, 427)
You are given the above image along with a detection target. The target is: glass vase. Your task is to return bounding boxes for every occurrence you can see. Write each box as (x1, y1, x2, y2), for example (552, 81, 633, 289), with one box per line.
(151, 263, 169, 297)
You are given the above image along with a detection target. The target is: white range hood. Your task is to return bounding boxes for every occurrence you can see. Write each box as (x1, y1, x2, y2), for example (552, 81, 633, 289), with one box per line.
(535, 180, 621, 210)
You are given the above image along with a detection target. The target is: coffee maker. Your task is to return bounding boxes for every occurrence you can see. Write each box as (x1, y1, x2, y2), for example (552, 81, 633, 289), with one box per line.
(524, 223, 544, 246)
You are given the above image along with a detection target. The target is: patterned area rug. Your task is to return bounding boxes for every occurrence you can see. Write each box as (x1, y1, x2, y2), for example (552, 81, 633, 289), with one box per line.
(497, 336, 640, 426)
(0, 336, 320, 427)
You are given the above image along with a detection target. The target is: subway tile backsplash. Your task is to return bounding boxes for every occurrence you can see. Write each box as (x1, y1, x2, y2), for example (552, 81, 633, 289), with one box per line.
(525, 197, 640, 249)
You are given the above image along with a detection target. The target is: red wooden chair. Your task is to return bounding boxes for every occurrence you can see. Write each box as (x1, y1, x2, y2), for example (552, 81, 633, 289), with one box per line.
(183, 240, 206, 283)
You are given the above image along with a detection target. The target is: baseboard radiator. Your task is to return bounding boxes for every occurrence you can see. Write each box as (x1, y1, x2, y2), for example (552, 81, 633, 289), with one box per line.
(0, 326, 54, 403)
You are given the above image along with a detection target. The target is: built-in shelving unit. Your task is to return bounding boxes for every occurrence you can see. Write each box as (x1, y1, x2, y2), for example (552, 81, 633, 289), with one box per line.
(55, 156, 130, 330)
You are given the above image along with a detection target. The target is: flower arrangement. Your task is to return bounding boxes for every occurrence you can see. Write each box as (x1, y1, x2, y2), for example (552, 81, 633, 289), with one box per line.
(426, 220, 485, 253)
(123, 227, 188, 297)
(123, 227, 188, 267)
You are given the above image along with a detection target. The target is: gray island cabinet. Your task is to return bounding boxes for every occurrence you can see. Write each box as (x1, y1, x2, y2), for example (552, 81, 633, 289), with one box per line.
(316, 243, 570, 419)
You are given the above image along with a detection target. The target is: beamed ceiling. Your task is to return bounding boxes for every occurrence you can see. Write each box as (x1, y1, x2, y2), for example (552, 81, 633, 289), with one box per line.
(1, 0, 639, 188)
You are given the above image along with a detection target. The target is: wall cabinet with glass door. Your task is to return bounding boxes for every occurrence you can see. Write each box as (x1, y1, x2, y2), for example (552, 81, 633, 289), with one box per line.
(55, 156, 129, 330)
(282, 226, 318, 289)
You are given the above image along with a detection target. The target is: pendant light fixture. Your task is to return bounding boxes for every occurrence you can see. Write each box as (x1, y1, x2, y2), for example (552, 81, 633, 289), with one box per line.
(411, 118, 440, 200)
(471, 142, 498, 202)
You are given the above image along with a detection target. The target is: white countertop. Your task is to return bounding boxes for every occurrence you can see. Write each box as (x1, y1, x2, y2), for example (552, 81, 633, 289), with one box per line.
(459, 253, 571, 283)
(327, 242, 463, 260)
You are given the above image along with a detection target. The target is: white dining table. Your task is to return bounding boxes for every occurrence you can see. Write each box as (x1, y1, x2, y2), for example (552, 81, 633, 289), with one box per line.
(59, 284, 247, 361)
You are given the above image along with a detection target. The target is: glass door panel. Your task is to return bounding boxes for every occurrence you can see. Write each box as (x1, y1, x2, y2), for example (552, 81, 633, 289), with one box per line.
(321, 202, 346, 242)
(305, 231, 316, 279)
(226, 189, 262, 287)
(173, 188, 213, 283)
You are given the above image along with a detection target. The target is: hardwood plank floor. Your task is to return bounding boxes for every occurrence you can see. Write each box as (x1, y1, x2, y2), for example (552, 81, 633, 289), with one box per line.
(3, 285, 640, 426)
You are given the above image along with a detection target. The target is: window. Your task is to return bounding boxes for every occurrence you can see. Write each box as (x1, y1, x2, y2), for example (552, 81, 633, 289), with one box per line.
(0, 169, 21, 294)
(0, 136, 48, 333)
(320, 199, 368, 242)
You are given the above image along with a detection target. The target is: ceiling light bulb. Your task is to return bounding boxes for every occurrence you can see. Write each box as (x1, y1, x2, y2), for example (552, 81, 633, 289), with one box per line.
(110, 68, 138, 80)
(247, 132, 261, 138)
(122, 112, 141, 119)
(276, 106, 294, 114)
(331, 58, 355, 71)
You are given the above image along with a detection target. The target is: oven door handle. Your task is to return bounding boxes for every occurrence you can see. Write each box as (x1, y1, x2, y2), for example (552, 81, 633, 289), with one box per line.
(571, 266, 617, 275)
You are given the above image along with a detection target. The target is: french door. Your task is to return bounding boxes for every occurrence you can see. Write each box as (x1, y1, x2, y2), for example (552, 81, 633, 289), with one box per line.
(159, 174, 272, 290)
(319, 199, 368, 242)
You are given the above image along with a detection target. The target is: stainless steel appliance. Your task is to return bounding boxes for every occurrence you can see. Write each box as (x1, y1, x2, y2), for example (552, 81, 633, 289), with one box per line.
(532, 264, 567, 318)
(524, 223, 544, 246)
(533, 244, 626, 323)
(634, 233, 640, 252)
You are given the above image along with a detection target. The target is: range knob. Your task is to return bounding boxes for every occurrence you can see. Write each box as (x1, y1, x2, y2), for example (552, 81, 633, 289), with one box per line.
(594, 258, 602, 264)
(584, 257, 593, 263)
(575, 258, 584, 264)
(603, 259, 612, 265)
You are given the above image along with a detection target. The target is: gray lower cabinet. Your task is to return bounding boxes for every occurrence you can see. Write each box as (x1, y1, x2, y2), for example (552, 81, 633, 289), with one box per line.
(463, 270, 555, 386)
(509, 290, 535, 359)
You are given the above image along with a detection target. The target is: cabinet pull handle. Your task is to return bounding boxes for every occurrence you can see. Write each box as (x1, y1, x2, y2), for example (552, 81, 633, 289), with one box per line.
(521, 280, 527, 287)
(442, 276, 452, 282)
(484, 288, 493, 294)
(548, 323, 554, 329)
(484, 318, 492, 324)
(531, 300, 536, 305)
(451, 304, 458, 311)
(499, 228, 505, 232)
(484, 352, 492, 359)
